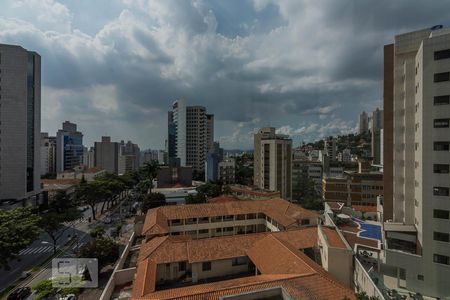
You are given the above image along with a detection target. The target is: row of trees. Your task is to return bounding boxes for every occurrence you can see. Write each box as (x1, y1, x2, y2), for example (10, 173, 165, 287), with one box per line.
(0, 161, 161, 270)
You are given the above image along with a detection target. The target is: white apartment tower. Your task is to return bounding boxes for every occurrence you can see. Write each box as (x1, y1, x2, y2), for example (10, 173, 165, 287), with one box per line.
(253, 127, 292, 200)
(383, 26, 450, 298)
(0, 44, 41, 201)
(168, 99, 214, 172)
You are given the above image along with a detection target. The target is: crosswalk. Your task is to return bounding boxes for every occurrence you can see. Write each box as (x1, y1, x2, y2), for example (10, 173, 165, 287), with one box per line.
(18, 245, 56, 256)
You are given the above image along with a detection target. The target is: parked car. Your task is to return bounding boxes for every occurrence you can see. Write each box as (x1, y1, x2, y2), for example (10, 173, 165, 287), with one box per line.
(59, 294, 77, 300)
(7, 287, 31, 300)
(19, 271, 31, 279)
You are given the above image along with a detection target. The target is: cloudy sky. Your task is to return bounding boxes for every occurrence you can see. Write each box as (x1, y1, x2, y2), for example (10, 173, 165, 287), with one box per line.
(1, 0, 449, 149)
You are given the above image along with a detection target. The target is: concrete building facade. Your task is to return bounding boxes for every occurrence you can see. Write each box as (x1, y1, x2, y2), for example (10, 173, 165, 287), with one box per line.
(253, 127, 292, 200)
(359, 111, 369, 134)
(371, 108, 384, 164)
(168, 99, 214, 172)
(218, 157, 235, 184)
(383, 26, 450, 298)
(94, 136, 120, 174)
(0, 44, 41, 201)
(40, 132, 56, 175)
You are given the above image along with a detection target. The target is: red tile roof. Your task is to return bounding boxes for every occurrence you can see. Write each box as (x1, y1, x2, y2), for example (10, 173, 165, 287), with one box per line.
(142, 199, 319, 236)
(321, 226, 348, 249)
(132, 226, 355, 300)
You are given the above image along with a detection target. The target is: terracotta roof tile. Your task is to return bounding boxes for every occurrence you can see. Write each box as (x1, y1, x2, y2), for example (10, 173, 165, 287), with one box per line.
(321, 226, 347, 249)
(247, 235, 316, 275)
(142, 199, 319, 236)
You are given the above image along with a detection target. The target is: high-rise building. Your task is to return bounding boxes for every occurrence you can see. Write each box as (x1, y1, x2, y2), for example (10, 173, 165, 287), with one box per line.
(324, 136, 337, 161)
(253, 127, 292, 200)
(118, 140, 140, 175)
(0, 44, 41, 202)
(94, 136, 120, 174)
(371, 108, 384, 164)
(40, 133, 56, 175)
(56, 121, 83, 173)
(218, 157, 235, 184)
(382, 26, 450, 298)
(83, 147, 95, 168)
(168, 99, 214, 172)
(358, 111, 369, 134)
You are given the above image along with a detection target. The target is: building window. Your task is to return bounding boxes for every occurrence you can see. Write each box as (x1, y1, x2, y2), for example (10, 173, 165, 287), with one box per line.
(232, 257, 247, 266)
(434, 187, 449, 196)
(179, 261, 186, 271)
(434, 95, 450, 105)
(202, 261, 211, 271)
(199, 229, 209, 234)
(434, 209, 450, 219)
(434, 72, 450, 82)
(433, 254, 450, 265)
(301, 219, 310, 225)
(434, 142, 450, 151)
(417, 274, 424, 281)
(434, 49, 450, 60)
(434, 232, 449, 243)
(433, 165, 449, 174)
(434, 119, 450, 128)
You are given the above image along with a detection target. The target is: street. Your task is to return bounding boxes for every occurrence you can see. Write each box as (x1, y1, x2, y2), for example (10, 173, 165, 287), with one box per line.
(0, 203, 102, 291)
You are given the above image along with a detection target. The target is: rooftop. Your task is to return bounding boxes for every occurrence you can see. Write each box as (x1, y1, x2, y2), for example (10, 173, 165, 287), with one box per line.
(142, 198, 319, 236)
(131, 227, 354, 300)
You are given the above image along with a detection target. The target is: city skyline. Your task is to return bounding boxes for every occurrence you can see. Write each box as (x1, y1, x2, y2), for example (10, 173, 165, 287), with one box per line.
(1, 0, 450, 149)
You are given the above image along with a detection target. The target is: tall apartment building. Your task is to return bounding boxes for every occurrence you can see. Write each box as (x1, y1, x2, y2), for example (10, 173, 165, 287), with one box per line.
(324, 136, 337, 161)
(168, 99, 214, 172)
(94, 136, 120, 174)
(218, 157, 235, 184)
(0, 44, 41, 201)
(383, 26, 450, 298)
(83, 147, 95, 168)
(253, 127, 292, 200)
(56, 121, 83, 173)
(358, 111, 369, 134)
(40, 133, 56, 175)
(371, 108, 384, 164)
(119, 140, 140, 174)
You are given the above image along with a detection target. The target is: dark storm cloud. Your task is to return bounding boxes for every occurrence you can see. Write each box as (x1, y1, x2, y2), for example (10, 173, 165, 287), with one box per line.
(1, 0, 449, 148)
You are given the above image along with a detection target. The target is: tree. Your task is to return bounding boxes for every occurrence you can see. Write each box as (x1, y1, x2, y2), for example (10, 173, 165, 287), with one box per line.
(75, 181, 108, 220)
(77, 237, 120, 269)
(141, 193, 166, 213)
(186, 192, 206, 204)
(140, 161, 160, 194)
(296, 178, 324, 211)
(355, 291, 380, 300)
(89, 225, 106, 238)
(222, 185, 232, 195)
(33, 279, 56, 300)
(39, 209, 82, 254)
(0, 208, 41, 269)
(196, 182, 222, 198)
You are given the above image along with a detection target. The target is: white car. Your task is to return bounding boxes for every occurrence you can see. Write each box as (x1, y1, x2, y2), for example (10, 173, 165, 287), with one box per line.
(60, 294, 76, 300)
